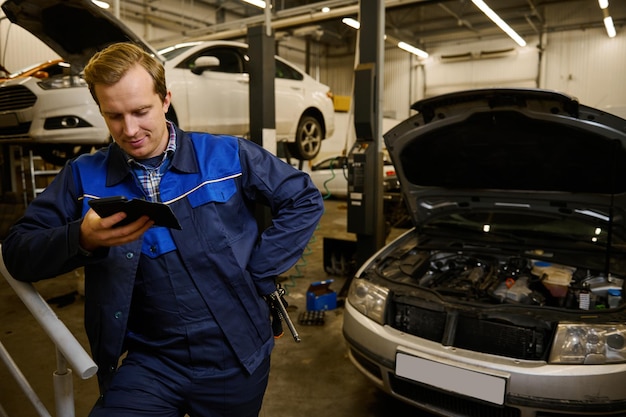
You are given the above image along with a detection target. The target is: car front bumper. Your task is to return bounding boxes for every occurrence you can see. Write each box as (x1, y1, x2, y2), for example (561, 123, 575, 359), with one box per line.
(343, 301, 626, 417)
(0, 81, 109, 145)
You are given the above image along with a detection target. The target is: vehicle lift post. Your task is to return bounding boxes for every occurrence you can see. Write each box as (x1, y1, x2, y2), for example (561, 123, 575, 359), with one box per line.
(347, 0, 386, 264)
(247, 21, 276, 232)
(338, 0, 386, 297)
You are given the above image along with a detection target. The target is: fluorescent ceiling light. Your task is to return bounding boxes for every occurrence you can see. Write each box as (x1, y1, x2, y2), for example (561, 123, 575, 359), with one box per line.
(242, 0, 266, 8)
(342, 17, 360, 30)
(397, 41, 429, 58)
(471, 0, 526, 47)
(91, 0, 110, 9)
(343, 18, 428, 58)
(599, 1, 616, 38)
(604, 16, 617, 37)
(321, 7, 330, 13)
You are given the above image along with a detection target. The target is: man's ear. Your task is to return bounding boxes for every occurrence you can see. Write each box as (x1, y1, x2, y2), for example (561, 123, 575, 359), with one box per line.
(162, 90, 172, 113)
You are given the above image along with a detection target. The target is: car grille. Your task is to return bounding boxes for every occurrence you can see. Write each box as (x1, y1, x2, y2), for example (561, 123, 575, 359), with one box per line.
(0, 85, 37, 111)
(391, 301, 552, 360)
(389, 374, 521, 417)
(0, 85, 36, 138)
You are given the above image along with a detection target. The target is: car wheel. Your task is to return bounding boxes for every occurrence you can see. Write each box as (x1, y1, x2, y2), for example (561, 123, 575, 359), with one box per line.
(34, 144, 100, 166)
(287, 115, 323, 161)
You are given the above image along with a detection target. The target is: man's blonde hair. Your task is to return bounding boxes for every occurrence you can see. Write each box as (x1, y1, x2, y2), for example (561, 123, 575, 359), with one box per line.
(84, 42, 167, 106)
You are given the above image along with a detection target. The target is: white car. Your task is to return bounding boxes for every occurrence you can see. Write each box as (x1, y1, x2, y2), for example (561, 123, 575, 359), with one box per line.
(307, 155, 397, 199)
(343, 88, 626, 417)
(0, 0, 334, 164)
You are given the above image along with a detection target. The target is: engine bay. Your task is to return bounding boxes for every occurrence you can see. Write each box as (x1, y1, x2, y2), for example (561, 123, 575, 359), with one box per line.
(379, 248, 624, 311)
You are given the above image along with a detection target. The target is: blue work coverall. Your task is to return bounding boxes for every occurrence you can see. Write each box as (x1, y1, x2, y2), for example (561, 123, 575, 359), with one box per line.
(1, 125, 324, 413)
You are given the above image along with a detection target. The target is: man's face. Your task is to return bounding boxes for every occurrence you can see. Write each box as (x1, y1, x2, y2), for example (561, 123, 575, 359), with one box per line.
(95, 64, 171, 160)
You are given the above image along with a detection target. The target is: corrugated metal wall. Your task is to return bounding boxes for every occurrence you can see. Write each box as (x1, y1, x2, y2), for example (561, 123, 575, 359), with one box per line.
(542, 27, 626, 117)
(0, 22, 59, 72)
(321, 46, 415, 121)
(316, 27, 626, 120)
(422, 37, 539, 97)
(322, 52, 355, 97)
(381, 47, 412, 120)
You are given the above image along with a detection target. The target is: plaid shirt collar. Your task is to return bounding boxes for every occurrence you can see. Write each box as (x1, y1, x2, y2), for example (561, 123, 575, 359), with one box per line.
(126, 121, 177, 201)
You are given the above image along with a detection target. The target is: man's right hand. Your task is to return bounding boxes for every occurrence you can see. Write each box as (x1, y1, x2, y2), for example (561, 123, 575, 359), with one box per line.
(79, 208, 154, 252)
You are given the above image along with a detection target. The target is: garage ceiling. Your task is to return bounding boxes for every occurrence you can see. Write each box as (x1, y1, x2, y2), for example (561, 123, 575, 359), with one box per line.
(120, 0, 626, 50)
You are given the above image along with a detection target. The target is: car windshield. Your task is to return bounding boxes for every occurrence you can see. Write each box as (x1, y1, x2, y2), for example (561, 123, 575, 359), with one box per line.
(157, 43, 201, 61)
(422, 210, 626, 249)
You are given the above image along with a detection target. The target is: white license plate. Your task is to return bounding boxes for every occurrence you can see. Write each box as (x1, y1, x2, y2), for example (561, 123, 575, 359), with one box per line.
(0, 113, 18, 127)
(395, 351, 507, 405)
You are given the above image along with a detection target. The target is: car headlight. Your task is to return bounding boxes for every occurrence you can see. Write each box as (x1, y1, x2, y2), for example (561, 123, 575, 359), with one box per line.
(549, 323, 626, 364)
(38, 75, 87, 90)
(347, 278, 389, 325)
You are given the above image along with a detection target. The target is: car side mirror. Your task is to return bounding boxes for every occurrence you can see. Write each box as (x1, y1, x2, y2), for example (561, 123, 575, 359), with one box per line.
(191, 56, 220, 75)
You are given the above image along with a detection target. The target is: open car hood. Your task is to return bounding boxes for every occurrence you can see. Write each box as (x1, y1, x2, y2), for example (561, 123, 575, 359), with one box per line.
(1, 0, 160, 71)
(384, 88, 626, 234)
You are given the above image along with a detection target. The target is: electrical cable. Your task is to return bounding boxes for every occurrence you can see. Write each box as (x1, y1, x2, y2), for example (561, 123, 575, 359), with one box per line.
(321, 157, 339, 200)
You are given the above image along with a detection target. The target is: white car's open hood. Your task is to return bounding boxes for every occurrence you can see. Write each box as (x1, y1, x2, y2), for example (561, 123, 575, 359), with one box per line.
(1, 0, 161, 71)
(384, 88, 626, 234)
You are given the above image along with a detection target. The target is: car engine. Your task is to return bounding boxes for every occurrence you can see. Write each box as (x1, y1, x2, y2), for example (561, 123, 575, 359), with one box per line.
(380, 248, 624, 311)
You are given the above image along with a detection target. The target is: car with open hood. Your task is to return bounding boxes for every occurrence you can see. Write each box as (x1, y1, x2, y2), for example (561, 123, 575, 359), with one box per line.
(342, 88, 626, 417)
(0, 59, 67, 82)
(0, 0, 335, 163)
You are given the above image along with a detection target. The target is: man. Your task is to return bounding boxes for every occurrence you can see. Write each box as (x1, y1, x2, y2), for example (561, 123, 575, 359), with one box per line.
(1, 42, 324, 416)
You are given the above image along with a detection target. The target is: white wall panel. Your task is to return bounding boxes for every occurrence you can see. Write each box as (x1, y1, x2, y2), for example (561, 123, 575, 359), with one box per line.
(123, 20, 178, 45)
(541, 27, 626, 118)
(382, 47, 412, 120)
(422, 37, 539, 97)
(0, 19, 59, 73)
(323, 53, 356, 97)
(320, 46, 415, 121)
(118, 0, 235, 47)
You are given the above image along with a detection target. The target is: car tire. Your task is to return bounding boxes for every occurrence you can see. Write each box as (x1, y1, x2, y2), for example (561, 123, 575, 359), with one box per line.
(287, 115, 323, 161)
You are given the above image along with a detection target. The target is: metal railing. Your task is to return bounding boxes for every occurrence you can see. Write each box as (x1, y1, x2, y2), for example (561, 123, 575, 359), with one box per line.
(0, 244, 97, 417)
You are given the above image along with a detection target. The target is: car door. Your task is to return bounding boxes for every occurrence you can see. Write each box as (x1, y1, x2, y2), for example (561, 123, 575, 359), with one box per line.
(273, 58, 307, 140)
(172, 46, 249, 135)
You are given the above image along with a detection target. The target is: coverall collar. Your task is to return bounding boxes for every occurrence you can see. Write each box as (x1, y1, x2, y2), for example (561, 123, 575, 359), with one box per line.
(105, 123, 200, 187)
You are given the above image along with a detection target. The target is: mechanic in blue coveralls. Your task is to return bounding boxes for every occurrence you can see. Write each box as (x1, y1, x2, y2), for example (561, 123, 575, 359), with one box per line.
(1, 42, 324, 417)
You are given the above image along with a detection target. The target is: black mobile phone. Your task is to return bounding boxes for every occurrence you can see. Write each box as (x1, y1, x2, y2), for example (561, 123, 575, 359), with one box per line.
(88, 196, 181, 229)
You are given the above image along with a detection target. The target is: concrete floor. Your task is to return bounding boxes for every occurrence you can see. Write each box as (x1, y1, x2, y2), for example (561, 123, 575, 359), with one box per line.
(0, 197, 435, 417)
